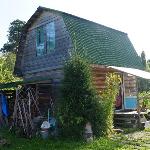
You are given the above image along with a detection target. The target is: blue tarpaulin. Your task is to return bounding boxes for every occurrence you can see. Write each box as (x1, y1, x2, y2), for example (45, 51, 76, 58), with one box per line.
(124, 96, 137, 110)
(0, 93, 9, 117)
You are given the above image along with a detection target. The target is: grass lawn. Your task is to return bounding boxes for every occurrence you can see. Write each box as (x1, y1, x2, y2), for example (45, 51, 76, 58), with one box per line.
(1, 128, 150, 150)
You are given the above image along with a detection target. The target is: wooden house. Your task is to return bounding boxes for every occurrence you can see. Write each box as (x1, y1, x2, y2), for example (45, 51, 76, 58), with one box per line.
(14, 7, 142, 111)
(13, 6, 144, 112)
(1, 6, 150, 130)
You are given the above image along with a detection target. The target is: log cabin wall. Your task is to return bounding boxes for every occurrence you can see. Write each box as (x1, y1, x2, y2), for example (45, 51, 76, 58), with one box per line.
(91, 65, 119, 92)
(91, 65, 124, 110)
(92, 65, 137, 95)
(21, 11, 73, 82)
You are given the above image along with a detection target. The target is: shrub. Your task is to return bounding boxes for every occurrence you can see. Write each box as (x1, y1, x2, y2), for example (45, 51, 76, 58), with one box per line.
(58, 55, 120, 138)
(58, 55, 103, 138)
(139, 91, 150, 109)
(100, 74, 120, 136)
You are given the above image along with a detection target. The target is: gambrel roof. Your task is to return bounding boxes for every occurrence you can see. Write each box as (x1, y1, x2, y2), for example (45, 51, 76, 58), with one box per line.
(62, 13, 142, 69)
(14, 6, 143, 76)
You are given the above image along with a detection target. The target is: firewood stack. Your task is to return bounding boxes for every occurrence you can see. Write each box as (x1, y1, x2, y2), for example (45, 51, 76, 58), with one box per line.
(11, 86, 41, 137)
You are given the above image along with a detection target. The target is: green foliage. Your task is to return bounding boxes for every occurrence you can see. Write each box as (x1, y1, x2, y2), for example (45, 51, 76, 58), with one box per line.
(139, 91, 150, 109)
(141, 51, 146, 69)
(147, 60, 150, 71)
(0, 53, 19, 83)
(2, 128, 150, 150)
(58, 55, 103, 138)
(138, 78, 149, 92)
(0, 128, 123, 150)
(100, 74, 120, 136)
(138, 51, 150, 92)
(1, 19, 26, 53)
(58, 55, 120, 138)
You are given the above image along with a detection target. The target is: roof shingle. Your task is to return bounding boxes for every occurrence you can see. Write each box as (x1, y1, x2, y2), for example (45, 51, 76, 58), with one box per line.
(61, 12, 143, 69)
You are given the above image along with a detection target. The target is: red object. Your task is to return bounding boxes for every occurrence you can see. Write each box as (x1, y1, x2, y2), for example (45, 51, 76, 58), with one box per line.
(116, 95, 122, 108)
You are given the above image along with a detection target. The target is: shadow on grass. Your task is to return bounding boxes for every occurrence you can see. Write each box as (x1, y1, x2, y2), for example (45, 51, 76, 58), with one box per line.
(0, 128, 124, 150)
(122, 128, 143, 134)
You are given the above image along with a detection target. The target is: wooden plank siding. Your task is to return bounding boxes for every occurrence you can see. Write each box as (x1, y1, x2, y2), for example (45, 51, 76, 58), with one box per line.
(24, 68, 64, 84)
(21, 11, 73, 80)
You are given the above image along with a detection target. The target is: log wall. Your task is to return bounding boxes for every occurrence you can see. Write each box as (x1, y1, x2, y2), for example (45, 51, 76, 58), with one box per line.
(91, 65, 118, 92)
(92, 65, 137, 97)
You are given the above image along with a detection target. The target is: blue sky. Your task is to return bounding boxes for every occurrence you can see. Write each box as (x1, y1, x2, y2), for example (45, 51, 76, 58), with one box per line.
(1, 0, 150, 58)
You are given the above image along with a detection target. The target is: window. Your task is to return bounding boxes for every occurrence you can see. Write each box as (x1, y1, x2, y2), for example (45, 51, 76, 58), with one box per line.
(36, 22, 55, 56)
(46, 22, 55, 53)
(36, 26, 45, 56)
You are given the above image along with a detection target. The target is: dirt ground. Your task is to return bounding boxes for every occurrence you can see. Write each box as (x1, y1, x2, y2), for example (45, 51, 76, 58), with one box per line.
(121, 130, 150, 149)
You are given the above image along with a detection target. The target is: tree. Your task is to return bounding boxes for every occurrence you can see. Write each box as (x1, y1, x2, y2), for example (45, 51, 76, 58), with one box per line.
(1, 19, 26, 53)
(0, 19, 24, 83)
(141, 51, 146, 70)
(147, 59, 150, 72)
(139, 51, 149, 91)
(58, 55, 104, 138)
(0, 53, 19, 83)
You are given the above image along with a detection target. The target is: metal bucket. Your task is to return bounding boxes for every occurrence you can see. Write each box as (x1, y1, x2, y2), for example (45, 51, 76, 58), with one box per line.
(40, 129, 49, 139)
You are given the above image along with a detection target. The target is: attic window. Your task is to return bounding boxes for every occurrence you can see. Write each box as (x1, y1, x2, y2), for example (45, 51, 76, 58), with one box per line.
(36, 22, 55, 56)
(46, 22, 55, 53)
(36, 26, 45, 56)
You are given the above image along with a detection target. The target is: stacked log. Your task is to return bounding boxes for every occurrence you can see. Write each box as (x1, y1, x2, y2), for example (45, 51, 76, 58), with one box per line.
(91, 65, 116, 92)
(11, 86, 41, 137)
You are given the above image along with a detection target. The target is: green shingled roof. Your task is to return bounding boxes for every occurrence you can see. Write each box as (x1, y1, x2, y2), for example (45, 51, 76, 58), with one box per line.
(61, 13, 143, 69)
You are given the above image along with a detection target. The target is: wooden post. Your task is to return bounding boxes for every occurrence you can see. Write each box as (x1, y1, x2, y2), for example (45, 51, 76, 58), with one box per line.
(122, 73, 125, 110)
(18, 100, 26, 134)
(136, 77, 141, 128)
(29, 88, 41, 116)
(21, 99, 28, 132)
(0, 93, 4, 127)
(13, 88, 19, 126)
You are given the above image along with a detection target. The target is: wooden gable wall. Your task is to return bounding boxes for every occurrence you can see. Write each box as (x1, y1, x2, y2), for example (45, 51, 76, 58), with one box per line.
(21, 11, 73, 82)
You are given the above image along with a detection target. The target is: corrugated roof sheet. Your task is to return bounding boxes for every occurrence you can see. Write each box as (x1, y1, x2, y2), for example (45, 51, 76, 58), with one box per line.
(109, 66, 150, 79)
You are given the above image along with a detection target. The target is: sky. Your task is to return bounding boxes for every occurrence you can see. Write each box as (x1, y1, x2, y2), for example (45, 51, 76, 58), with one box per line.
(0, 0, 150, 59)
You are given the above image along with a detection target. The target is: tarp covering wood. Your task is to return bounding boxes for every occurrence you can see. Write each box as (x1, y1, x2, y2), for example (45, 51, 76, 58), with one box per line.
(109, 66, 150, 80)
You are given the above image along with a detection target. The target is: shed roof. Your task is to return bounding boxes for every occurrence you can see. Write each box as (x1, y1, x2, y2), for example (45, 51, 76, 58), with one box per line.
(0, 76, 52, 90)
(109, 66, 150, 80)
(14, 6, 143, 76)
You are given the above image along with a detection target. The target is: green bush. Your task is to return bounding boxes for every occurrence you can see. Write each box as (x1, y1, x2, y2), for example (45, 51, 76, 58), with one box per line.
(58, 55, 120, 138)
(58, 55, 103, 138)
(100, 74, 120, 136)
(139, 91, 150, 109)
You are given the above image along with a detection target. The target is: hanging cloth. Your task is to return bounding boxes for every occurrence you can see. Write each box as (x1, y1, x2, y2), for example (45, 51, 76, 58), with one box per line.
(0, 93, 9, 117)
